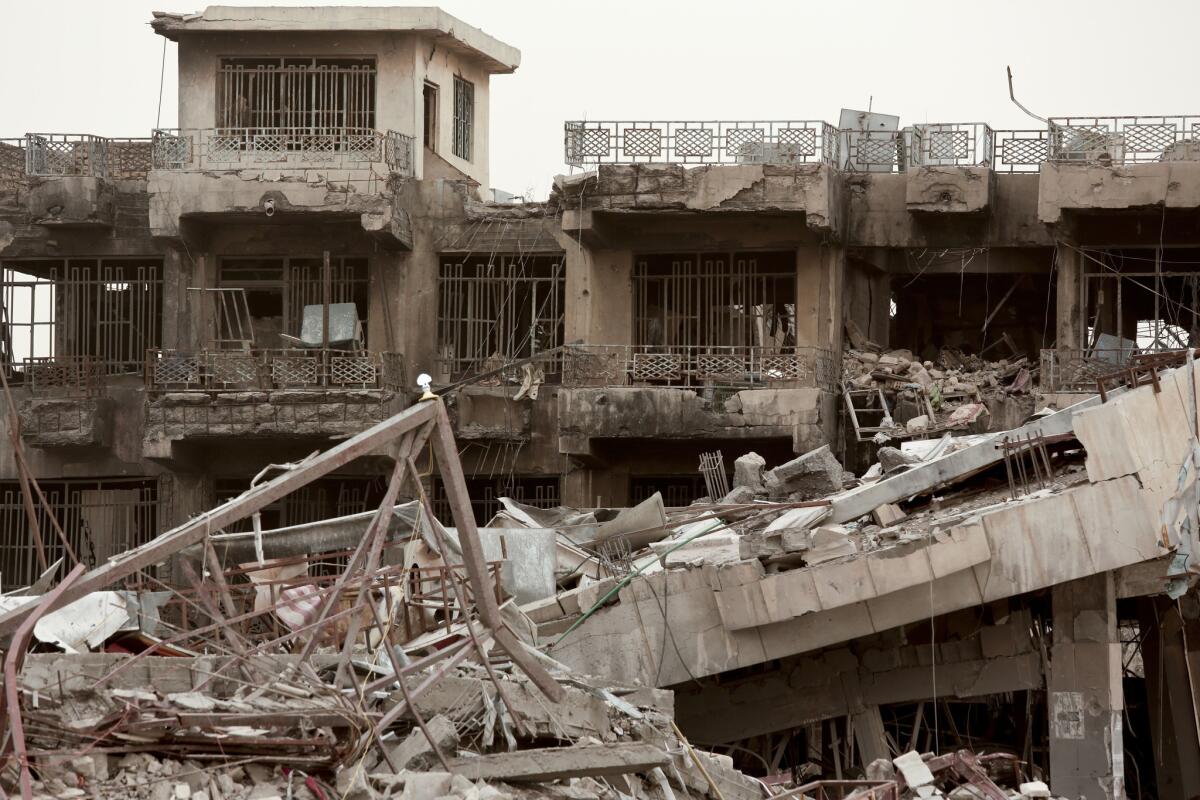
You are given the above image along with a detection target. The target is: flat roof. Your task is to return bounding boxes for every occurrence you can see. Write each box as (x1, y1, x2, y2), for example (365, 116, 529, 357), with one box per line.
(151, 6, 520, 73)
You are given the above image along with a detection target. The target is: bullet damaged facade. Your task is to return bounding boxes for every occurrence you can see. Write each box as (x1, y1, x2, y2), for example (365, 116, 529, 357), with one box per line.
(2, 6, 1200, 800)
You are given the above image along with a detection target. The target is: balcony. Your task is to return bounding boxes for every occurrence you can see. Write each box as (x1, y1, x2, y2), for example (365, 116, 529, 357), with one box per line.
(7, 357, 113, 448)
(0, 134, 153, 226)
(146, 127, 416, 240)
(555, 345, 839, 457)
(142, 349, 406, 453)
(151, 127, 413, 177)
(564, 120, 839, 168)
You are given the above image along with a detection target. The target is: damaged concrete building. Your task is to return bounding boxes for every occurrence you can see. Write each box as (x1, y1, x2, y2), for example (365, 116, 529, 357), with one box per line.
(3, 6, 1200, 800)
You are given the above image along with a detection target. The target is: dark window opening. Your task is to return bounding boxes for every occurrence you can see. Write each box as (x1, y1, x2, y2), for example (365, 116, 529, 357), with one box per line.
(0, 478, 163, 591)
(437, 254, 564, 380)
(217, 56, 377, 131)
(634, 251, 795, 350)
(423, 82, 439, 152)
(217, 256, 369, 350)
(430, 476, 560, 526)
(1, 259, 162, 378)
(630, 475, 708, 508)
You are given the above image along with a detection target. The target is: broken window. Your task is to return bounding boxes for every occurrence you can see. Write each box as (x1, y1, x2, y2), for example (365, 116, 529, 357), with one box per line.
(216, 57, 376, 131)
(436, 254, 564, 380)
(634, 251, 796, 350)
(1, 259, 162, 379)
(216, 256, 369, 349)
(0, 478, 163, 591)
(430, 476, 560, 526)
(453, 76, 474, 161)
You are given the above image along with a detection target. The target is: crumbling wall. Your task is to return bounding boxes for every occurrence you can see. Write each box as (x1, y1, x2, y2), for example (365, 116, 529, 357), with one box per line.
(143, 391, 402, 454)
(557, 387, 835, 456)
(18, 398, 112, 448)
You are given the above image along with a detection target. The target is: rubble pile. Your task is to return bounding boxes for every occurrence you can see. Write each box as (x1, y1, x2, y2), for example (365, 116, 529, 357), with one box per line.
(842, 345, 1033, 438)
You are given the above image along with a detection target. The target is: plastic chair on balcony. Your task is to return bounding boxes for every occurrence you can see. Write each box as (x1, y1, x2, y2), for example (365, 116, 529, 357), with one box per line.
(279, 303, 364, 351)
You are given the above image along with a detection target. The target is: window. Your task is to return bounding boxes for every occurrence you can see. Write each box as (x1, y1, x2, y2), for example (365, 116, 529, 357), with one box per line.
(217, 256, 369, 349)
(217, 56, 376, 130)
(453, 76, 474, 161)
(1, 259, 162, 377)
(423, 82, 439, 152)
(437, 255, 564, 379)
(430, 476, 560, 525)
(0, 478, 163, 591)
(634, 251, 796, 349)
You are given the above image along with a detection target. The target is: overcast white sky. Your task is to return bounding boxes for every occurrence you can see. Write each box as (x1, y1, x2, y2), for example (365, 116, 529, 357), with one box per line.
(3, 0, 1199, 199)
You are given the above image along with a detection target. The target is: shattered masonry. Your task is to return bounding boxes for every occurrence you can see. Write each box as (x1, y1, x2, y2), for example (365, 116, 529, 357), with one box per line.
(2, 5, 1200, 800)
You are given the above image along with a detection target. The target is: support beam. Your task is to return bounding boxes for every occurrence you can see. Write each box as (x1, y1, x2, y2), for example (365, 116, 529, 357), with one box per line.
(1048, 573, 1124, 800)
(446, 743, 669, 782)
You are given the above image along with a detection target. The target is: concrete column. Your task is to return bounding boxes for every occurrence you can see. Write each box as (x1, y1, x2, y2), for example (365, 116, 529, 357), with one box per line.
(796, 245, 846, 355)
(1055, 244, 1084, 352)
(161, 246, 186, 351)
(1049, 573, 1124, 800)
(400, 246, 439, 382)
(562, 240, 633, 347)
(367, 251, 404, 353)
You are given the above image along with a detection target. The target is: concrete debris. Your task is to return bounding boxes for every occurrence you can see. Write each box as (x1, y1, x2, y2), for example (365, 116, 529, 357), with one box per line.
(732, 452, 766, 492)
(763, 444, 845, 499)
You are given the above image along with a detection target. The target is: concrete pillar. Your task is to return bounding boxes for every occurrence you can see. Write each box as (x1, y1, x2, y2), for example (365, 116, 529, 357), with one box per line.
(367, 251, 404, 353)
(850, 706, 889, 767)
(796, 245, 845, 356)
(1055, 244, 1084, 352)
(161, 246, 186, 351)
(1049, 573, 1124, 800)
(562, 240, 633, 347)
(400, 246, 440, 382)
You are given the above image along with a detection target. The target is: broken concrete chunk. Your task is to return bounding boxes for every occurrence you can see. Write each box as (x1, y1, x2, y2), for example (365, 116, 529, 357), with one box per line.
(871, 503, 905, 527)
(387, 714, 459, 771)
(763, 445, 844, 500)
(802, 525, 857, 565)
(732, 452, 766, 492)
(865, 758, 895, 781)
(720, 485, 757, 505)
(1019, 781, 1050, 798)
(877, 447, 920, 473)
(905, 415, 930, 433)
(893, 750, 935, 787)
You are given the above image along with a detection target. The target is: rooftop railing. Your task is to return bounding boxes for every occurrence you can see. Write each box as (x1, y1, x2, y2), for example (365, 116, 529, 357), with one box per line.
(1048, 116, 1200, 164)
(564, 117, 1200, 172)
(564, 121, 839, 168)
(151, 127, 415, 177)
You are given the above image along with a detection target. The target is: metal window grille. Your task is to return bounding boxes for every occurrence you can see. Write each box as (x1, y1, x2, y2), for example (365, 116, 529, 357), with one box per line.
(631, 476, 707, 508)
(430, 476, 560, 526)
(213, 475, 385, 536)
(0, 477, 165, 591)
(2, 260, 162, 380)
(216, 256, 369, 347)
(437, 255, 564, 380)
(217, 57, 376, 132)
(634, 252, 796, 350)
(453, 76, 474, 162)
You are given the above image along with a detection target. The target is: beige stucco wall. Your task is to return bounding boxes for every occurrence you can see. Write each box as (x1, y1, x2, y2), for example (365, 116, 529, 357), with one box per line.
(175, 30, 492, 188)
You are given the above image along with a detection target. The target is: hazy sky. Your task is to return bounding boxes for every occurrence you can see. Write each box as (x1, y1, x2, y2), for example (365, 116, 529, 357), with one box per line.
(3, 0, 1199, 198)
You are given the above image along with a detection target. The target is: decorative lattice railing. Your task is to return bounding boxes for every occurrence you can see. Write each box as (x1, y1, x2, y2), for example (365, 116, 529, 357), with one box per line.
(1048, 116, 1200, 165)
(151, 127, 414, 176)
(145, 349, 405, 394)
(564, 121, 839, 167)
(560, 345, 838, 391)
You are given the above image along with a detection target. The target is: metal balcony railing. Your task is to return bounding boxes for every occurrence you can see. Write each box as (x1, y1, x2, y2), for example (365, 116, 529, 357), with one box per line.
(1039, 348, 1136, 392)
(993, 129, 1051, 173)
(1048, 116, 1200, 165)
(906, 123, 994, 168)
(564, 121, 839, 167)
(23, 134, 153, 179)
(151, 127, 415, 177)
(560, 344, 838, 391)
(145, 349, 405, 394)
